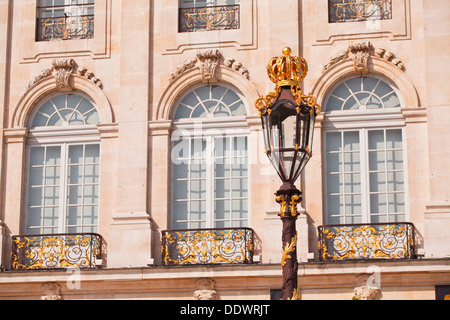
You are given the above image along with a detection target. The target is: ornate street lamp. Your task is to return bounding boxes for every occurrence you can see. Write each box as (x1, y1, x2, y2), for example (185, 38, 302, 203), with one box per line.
(255, 47, 320, 300)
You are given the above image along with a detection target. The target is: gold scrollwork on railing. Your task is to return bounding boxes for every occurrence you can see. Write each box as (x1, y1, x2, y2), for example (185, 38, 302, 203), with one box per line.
(329, 0, 392, 23)
(179, 5, 240, 33)
(11, 233, 103, 270)
(318, 223, 416, 261)
(162, 228, 254, 266)
(37, 16, 94, 41)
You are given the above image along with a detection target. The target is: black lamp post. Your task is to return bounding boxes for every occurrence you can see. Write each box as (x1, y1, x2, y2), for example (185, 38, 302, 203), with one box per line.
(255, 47, 320, 300)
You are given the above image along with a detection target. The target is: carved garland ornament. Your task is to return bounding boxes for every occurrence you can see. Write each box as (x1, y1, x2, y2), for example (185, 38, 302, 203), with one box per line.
(194, 278, 218, 300)
(27, 59, 103, 91)
(322, 41, 405, 74)
(169, 49, 250, 83)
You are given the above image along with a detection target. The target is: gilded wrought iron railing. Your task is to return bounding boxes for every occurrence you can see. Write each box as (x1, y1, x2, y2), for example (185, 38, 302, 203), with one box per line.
(36, 4, 94, 41)
(11, 233, 103, 270)
(328, 0, 392, 23)
(179, 5, 240, 33)
(318, 222, 416, 261)
(162, 227, 254, 265)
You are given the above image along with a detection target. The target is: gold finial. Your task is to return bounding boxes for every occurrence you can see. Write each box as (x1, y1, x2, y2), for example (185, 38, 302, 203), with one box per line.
(282, 47, 292, 56)
(266, 47, 308, 89)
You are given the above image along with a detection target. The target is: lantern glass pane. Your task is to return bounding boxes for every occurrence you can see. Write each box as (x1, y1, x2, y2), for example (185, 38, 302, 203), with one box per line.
(281, 114, 297, 149)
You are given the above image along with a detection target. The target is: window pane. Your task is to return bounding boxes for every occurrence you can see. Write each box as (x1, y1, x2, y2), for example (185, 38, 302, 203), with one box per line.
(173, 201, 188, 222)
(173, 180, 188, 200)
(215, 179, 230, 199)
(215, 200, 230, 220)
(368, 130, 384, 150)
(30, 147, 45, 166)
(369, 151, 385, 171)
(190, 180, 206, 199)
(232, 199, 247, 219)
(174, 163, 189, 179)
(345, 194, 361, 215)
(343, 132, 359, 151)
(326, 132, 342, 152)
(386, 129, 402, 149)
(344, 173, 361, 193)
(85, 145, 100, 163)
(344, 152, 360, 172)
(370, 194, 387, 214)
(68, 186, 83, 204)
(29, 167, 44, 186)
(387, 150, 403, 170)
(43, 207, 58, 227)
(27, 208, 42, 228)
(327, 195, 344, 215)
(28, 187, 43, 206)
(369, 172, 386, 192)
(69, 145, 84, 164)
(44, 186, 59, 206)
(387, 172, 404, 192)
(46, 147, 61, 165)
(326, 96, 343, 111)
(190, 201, 206, 221)
(327, 174, 343, 194)
(326, 153, 342, 173)
(388, 193, 405, 213)
(231, 178, 247, 198)
(363, 77, 379, 92)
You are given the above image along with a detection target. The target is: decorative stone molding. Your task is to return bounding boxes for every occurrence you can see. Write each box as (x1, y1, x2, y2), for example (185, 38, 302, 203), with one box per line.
(194, 278, 218, 300)
(53, 59, 75, 91)
(27, 59, 103, 91)
(224, 58, 250, 80)
(169, 49, 250, 83)
(323, 41, 405, 74)
(353, 273, 381, 300)
(197, 49, 221, 83)
(353, 286, 382, 300)
(41, 282, 63, 300)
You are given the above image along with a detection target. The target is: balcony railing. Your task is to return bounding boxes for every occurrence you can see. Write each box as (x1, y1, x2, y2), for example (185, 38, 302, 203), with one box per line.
(11, 233, 103, 270)
(318, 222, 416, 261)
(162, 227, 254, 266)
(328, 0, 392, 23)
(179, 5, 240, 33)
(36, 3, 94, 41)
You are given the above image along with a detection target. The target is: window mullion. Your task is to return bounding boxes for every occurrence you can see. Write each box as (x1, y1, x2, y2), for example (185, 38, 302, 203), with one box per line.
(59, 143, 68, 233)
(360, 129, 370, 224)
(206, 136, 214, 228)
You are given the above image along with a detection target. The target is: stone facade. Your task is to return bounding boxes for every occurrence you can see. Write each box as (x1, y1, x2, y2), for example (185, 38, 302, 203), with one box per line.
(0, 0, 449, 300)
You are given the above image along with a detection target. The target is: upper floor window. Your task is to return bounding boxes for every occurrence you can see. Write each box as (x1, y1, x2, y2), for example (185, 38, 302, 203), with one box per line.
(171, 85, 249, 229)
(179, 0, 240, 33)
(37, 0, 95, 41)
(323, 76, 407, 225)
(328, 0, 392, 23)
(25, 93, 100, 235)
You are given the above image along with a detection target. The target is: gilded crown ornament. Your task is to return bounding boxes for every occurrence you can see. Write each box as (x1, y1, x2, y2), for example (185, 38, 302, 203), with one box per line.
(255, 47, 320, 115)
(267, 47, 308, 89)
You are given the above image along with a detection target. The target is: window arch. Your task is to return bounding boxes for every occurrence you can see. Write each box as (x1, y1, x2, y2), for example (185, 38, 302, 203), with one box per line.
(25, 93, 100, 235)
(322, 75, 407, 225)
(29, 93, 100, 128)
(173, 84, 247, 120)
(171, 84, 249, 229)
(325, 76, 401, 111)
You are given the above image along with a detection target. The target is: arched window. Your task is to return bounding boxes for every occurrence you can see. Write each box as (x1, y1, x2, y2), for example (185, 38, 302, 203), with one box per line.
(25, 93, 100, 235)
(323, 76, 407, 225)
(171, 84, 249, 229)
